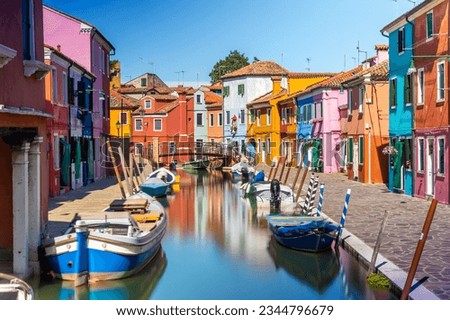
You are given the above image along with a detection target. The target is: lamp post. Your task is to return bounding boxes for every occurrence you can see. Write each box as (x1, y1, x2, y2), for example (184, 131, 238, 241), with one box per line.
(115, 120, 120, 137)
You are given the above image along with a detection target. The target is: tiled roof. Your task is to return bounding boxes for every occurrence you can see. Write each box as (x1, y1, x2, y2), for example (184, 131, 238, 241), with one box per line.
(288, 72, 338, 78)
(303, 66, 363, 92)
(170, 85, 194, 94)
(221, 61, 289, 79)
(117, 86, 172, 95)
(248, 89, 287, 106)
(141, 94, 178, 102)
(132, 100, 179, 115)
(204, 91, 223, 106)
(342, 60, 389, 83)
(208, 81, 222, 91)
(375, 44, 389, 51)
(110, 90, 139, 109)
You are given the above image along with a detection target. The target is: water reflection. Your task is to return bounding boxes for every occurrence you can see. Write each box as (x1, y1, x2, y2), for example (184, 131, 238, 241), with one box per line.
(34, 248, 167, 300)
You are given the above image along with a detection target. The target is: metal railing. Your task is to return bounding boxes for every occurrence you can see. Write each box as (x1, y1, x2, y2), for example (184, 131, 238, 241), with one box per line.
(0, 273, 34, 300)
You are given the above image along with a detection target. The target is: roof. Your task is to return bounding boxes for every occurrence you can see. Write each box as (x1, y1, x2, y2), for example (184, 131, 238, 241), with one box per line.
(248, 89, 288, 106)
(342, 60, 389, 84)
(208, 81, 222, 91)
(141, 94, 178, 101)
(110, 90, 139, 109)
(221, 61, 289, 79)
(288, 72, 338, 79)
(117, 86, 172, 95)
(204, 91, 223, 107)
(44, 45, 96, 80)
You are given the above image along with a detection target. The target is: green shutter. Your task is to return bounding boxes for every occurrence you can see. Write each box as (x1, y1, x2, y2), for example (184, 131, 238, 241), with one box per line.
(348, 139, 353, 162)
(359, 136, 364, 164)
(427, 12, 433, 38)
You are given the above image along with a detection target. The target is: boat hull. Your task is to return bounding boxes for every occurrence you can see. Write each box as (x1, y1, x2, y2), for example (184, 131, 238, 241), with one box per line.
(140, 183, 168, 197)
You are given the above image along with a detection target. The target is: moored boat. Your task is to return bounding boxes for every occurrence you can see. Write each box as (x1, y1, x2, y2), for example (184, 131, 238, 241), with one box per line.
(0, 273, 34, 300)
(147, 167, 176, 185)
(42, 206, 167, 285)
(140, 177, 170, 197)
(182, 159, 210, 170)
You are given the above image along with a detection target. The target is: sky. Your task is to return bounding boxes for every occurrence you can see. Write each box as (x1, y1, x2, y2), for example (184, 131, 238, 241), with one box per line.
(42, 0, 417, 86)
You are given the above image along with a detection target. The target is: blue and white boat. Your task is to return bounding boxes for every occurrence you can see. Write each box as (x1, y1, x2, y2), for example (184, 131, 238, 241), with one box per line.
(43, 204, 167, 285)
(231, 160, 255, 181)
(140, 177, 170, 197)
(148, 167, 176, 185)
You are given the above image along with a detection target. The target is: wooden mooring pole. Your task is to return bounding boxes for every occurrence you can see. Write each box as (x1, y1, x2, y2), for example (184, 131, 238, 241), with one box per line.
(367, 210, 389, 276)
(400, 198, 438, 300)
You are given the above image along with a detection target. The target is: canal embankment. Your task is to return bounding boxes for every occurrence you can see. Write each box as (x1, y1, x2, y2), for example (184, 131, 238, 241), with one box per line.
(45, 168, 449, 299)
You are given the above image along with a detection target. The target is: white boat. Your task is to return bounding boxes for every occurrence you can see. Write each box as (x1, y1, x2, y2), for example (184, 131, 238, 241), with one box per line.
(147, 167, 176, 185)
(244, 179, 295, 210)
(0, 273, 34, 300)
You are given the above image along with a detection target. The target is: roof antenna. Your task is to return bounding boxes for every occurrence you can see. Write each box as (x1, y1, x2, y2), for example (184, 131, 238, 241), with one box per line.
(356, 41, 367, 64)
(306, 58, 311, 71)
(407, 0, 415, 6)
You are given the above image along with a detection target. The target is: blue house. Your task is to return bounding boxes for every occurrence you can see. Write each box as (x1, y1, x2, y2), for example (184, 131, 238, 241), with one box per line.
(381, 15, 414, 195)
(295, 96, 315, 168)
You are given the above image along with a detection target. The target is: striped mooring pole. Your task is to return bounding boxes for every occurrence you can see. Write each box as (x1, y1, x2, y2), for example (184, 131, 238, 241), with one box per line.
(316, 183, 325, 216)
(305, 177, 319, 215)
(301, 173, 315, 214)
(337, 188, 351, 237)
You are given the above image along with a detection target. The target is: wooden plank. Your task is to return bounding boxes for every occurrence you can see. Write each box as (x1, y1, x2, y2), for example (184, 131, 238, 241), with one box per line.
(132, 153, 144, 185)
(129, 152, 140, 192)
(106, 140, 127, 199)
(277, 157, 286, 181)
(295, 161, 310, 202)
(367, 210, 389, 276)
(282, 162, 292, 185)
(118, 146, 133, 197)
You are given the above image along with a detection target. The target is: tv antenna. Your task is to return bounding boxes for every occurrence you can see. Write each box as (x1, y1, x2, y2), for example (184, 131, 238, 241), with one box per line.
(356, 41, 367, 64)
(306, 58, 311, 71)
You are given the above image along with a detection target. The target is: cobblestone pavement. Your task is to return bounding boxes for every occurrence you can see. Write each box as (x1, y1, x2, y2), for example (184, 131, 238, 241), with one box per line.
(46, 169, 450, 300)
(258, 165, 450, 300)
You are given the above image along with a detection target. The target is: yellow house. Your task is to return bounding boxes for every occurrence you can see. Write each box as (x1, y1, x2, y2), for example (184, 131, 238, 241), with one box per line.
(110, 89, 139, 151)
(247, 73, 335, 165)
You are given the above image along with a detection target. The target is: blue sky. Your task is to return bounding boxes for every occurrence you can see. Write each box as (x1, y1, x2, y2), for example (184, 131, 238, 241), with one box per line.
(43, 0, 416, 85)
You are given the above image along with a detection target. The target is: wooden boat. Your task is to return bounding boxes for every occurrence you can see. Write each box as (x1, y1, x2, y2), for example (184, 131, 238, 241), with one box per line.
(0, 272, 34, 300)
(42, 205, 167, 285)
(243, 179, 295, 210)
(182, 159, 210, 170)
(140, 177, 170, 197)
(231, 160, 255, 181)
(147, 167, 176, 185)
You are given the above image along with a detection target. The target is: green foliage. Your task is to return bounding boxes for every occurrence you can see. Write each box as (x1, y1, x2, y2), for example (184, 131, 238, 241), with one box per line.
(209, 50, 250, 83)
(367, 273, 391, 290)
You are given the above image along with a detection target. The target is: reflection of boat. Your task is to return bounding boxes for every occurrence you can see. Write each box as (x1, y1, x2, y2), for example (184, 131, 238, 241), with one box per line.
(266, 215, 339, 252)
(148, 167, 176, 185)
(43, 207, 167, 284)
(182, 159, 210, 170)
(0, 272, 34, 300)
(267, 237, 339, 293)
(37, 248, 167, 300)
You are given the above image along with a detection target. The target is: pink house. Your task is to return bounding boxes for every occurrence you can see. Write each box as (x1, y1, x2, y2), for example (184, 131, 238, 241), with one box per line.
(1, 0, 52, 276)
(43, 5, 115, 181)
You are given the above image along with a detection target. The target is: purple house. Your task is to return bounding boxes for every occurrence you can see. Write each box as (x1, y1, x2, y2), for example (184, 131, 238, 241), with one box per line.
(293, 67, 362, 173)
(43, 5, 115, 181)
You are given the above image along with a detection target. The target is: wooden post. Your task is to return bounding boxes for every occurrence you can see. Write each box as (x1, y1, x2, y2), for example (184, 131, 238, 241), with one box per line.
(133, 153, 144, 184)
(282, 162, 292, 185)
(367, 210, 389, 276)
(118, 146, 133, 196)
(129, 152, 140, 192)
(270, 157, 281, 181)
(267, 164, 275, 181)
(400, 199, 438, 300)
(295, 161, 310, 202)
(106, 140, 127, 199)
(290, 164, 303, 190)
(277, 157, 286, 181)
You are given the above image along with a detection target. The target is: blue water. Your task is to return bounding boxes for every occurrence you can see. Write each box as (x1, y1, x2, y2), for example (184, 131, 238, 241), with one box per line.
(33, 169, 395, 300)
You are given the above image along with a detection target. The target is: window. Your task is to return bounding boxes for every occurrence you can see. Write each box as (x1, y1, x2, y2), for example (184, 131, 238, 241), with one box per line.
(169, 141, 176, 154)
(359, 136, 364, 164)
(141, 78, 147, 87)
(257, 139, 261, 153)
(196, 94, 202, 104)
(405, 74, 412, 105)
(52, 68, 57, 102)
(256, 109, 261, 125)
(154, 119, 162, 131)
(267, 108, 271, 125)
(135, 118, 143, 131)
(145, 100, 152, 109)
(281, 108, 287, 124)
(348, 138, 353, 163)
(418, 138, 424, 171)
(348, 90, 353, 113)
(240, 109, 245, 124)
(22, 0, 35, 60)
(218, 113, 223, 126)
(196, 113, 203, 126)
(417, 68, 424, 104)
(223, 86, 230, 97)
(315, 103, 322, 119)
(426, 11, 434, 39)
(238, 84, 245, 96)
(398, 27, 405, 54)
(249, 109, 255, 124)
(209, 113, 214, 127)
(438, 137, 445, 175)
(120, 112, 127, 124)
(437, 61, 445, 101)
(267, 138, 271, 154)
(135, 143, 143, 155)
(389, 78, 397, 108)
(53, 135, 60, 170)
(226, 111, 231, 125)
(358, 86, 364, 113)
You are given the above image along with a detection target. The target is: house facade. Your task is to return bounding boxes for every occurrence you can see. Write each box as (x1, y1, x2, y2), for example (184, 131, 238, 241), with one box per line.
(221, 61, 289, 154)
(0, 0, 51, 277)
(43, 5, 115, 182)
(343, 51, 390, 184)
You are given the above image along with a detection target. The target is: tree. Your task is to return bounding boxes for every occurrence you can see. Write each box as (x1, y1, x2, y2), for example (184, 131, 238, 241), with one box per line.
(209, 50, 250, 83)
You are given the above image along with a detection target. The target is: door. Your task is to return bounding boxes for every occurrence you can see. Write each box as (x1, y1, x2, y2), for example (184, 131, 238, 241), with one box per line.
(353, 141, 359, 180)
(426, 138, 434, 195)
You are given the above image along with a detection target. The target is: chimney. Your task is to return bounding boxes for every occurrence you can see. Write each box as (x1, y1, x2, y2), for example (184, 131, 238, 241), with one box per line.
(375, 44, 388, 64)
(272, 76, 282, 94)
(56, 44, 61, 52)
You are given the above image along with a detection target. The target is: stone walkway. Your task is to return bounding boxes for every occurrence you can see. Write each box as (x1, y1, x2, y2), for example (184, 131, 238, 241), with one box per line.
(45, 169, 450, 300)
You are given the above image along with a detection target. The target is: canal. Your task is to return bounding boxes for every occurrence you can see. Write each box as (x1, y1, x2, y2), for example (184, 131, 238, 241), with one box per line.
(33, 169, 395, 300)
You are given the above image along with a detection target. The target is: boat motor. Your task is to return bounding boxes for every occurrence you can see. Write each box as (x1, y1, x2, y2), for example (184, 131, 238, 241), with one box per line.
(241, 167, 249, 182)
(270, 179, 281, 211)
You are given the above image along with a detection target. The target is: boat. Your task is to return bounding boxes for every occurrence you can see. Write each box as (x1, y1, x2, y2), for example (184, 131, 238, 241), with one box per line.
(140, 177, 170, 197)
(243, 179, 295, 210)
(36, 248, 167, 300)
(182, 159, 210, 170)
(231, 160, 255, 181)
(147, 167, 176, 185)
(267, 237, 339, 293)
(42, 205, 167, 285)
(266, 215, 340, 252)
(0, 273, 34, 300)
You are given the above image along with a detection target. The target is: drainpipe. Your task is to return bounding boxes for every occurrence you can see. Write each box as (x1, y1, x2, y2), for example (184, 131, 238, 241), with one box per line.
(405, 14, 415, 196)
